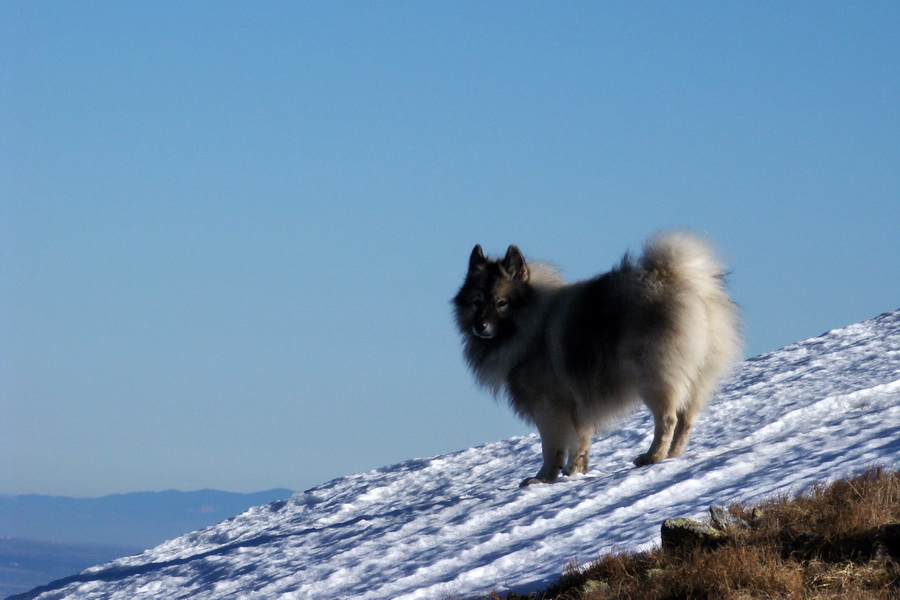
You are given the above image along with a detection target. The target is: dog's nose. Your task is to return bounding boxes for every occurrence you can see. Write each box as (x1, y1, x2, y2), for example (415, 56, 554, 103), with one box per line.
(473, 322, 494, 338)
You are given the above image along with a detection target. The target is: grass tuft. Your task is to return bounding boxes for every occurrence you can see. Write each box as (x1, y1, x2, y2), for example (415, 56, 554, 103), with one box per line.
(488, 467, 900, 600)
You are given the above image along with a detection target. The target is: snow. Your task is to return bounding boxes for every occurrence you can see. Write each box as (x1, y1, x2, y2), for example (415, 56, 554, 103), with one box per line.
(16, 310, 900, 600)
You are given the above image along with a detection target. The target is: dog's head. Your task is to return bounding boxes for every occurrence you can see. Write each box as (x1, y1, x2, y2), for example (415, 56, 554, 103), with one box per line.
(453, 244, 531, 340)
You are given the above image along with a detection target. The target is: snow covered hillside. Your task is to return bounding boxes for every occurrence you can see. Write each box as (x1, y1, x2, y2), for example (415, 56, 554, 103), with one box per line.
(13, 310, 900, 600)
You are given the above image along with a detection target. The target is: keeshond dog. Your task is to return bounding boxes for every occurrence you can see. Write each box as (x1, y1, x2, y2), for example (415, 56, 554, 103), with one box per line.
(453, 232, 742, 486)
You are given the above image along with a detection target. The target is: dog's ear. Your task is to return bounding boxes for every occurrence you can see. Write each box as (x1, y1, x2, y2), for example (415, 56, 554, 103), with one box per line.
(468, 244, 486, 272)
(503, 245, 529, 281)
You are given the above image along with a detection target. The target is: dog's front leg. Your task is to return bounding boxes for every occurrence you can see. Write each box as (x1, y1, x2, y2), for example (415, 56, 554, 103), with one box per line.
(520, 444, 564, 487)
(521, 408, 573, 486)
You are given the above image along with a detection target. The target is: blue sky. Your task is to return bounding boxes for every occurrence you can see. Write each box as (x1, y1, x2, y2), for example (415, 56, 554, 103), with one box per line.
(2, 2, 898, 498)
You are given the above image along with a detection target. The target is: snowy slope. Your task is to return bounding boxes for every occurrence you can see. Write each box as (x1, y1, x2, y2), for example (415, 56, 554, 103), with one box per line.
(14, 310, 900, 600)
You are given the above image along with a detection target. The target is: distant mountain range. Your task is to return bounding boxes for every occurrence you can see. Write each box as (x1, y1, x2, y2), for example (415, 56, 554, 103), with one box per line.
(0, 489, 292, 598)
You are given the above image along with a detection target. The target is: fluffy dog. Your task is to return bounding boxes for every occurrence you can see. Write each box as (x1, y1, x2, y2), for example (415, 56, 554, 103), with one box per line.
(453, 232, 742, 486)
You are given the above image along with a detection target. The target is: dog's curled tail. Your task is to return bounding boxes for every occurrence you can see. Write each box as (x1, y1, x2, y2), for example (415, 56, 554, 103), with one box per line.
(640, 231, 727, 285)
(640, 230, 744, 375)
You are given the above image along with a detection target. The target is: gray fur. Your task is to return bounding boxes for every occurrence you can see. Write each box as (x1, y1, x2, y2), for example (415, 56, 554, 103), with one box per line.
(453, 232, 742, 486)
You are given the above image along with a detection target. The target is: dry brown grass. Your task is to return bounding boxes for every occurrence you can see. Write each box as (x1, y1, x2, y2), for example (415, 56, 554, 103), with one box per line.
(489, 467, 900, 600)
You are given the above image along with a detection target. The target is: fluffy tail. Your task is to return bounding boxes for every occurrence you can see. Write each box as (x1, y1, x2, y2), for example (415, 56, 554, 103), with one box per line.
(641, 231, 744, 394)
(640, 231, 728, 287)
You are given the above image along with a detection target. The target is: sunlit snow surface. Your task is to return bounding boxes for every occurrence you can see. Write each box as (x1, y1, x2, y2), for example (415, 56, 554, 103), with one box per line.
(20, 310, 900, 600)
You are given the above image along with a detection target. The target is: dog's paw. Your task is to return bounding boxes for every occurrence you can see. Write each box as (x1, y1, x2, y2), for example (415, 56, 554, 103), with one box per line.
(519, 477, 549, 487)
(564, 455, 589, 476)
(633, 453, 663, 467)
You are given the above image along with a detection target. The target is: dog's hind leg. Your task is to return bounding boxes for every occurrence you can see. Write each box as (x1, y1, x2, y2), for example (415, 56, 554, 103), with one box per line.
(669, 364, 720, 458)
(634, 407, 677, 466)
(635, 381, 683, 466)
(667, 407, 696, 458)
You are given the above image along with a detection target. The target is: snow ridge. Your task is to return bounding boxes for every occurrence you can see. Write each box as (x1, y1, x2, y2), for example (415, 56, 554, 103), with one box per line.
(15, 310, 900, 600)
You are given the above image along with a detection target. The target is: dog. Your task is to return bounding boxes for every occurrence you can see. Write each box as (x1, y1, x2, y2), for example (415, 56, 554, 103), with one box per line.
(453, 232, 742, 486)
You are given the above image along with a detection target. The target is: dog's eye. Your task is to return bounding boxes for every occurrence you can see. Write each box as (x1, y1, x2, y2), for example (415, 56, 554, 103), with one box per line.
(471, 298, 483, 308)
(496, 299, 509, 308)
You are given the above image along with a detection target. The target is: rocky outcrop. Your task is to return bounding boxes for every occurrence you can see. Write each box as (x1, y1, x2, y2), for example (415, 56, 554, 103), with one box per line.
(660, 504, 754, 551)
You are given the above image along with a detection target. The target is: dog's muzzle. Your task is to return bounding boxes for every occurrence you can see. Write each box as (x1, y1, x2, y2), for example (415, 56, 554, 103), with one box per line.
(472, 323, 496, 339)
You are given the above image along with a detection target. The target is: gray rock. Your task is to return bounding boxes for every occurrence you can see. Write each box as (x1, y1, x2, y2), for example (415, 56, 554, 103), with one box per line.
(709, 504, 749, 530)
(660, 518, 726, 551)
